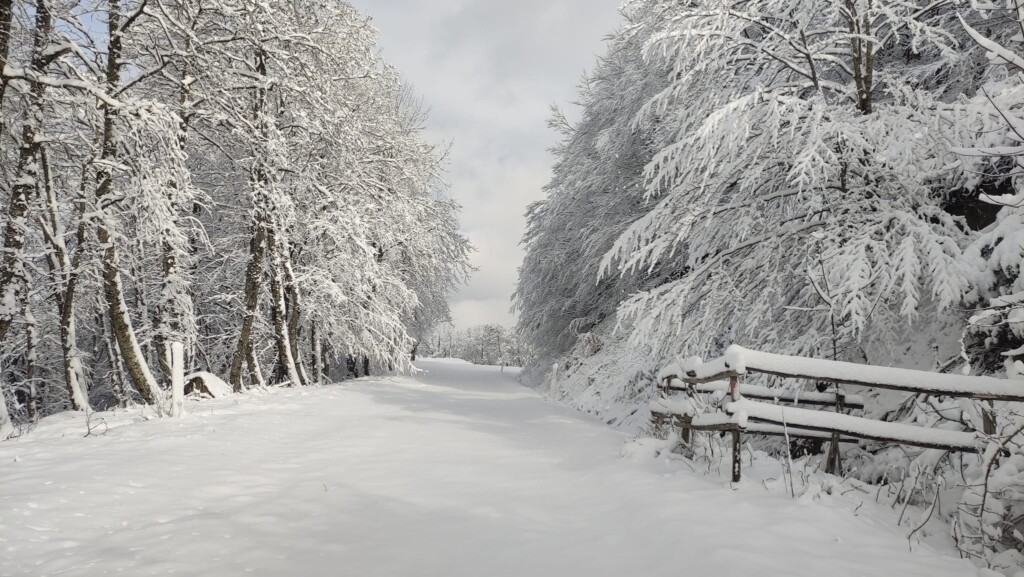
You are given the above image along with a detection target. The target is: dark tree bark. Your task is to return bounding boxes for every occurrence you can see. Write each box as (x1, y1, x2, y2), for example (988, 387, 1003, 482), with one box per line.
(266, 227, 303, 386)
(102, 311, 129, 408)
(230, 221, 266, 391)
(21, 291, 37, 420)
(281, 245, 309, 385)
(0, 0, 14, 138)
(310, 322, 322, 385)
(0, 0, 53, 344)
(346, 355, 358, 378)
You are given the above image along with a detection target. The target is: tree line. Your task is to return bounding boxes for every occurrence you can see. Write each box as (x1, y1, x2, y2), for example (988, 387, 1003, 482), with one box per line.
(0, 0, 471, 433)
(420, 324, 531, 368)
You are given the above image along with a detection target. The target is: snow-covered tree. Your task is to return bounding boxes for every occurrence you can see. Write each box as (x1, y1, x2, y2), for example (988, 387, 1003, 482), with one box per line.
(0, 0, 469, 425)
(581, 0, 984, 366)
(515, 3, 673, 360)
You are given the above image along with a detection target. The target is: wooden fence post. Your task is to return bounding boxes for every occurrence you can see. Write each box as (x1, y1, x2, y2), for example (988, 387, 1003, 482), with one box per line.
(825, 393, 844, 474)
(652, 411, 668, 438)
(731, 428, 742, 482)
(983, 399, 996, 436)
(680, 414, 692, 445)
(729, 375, 741, 482)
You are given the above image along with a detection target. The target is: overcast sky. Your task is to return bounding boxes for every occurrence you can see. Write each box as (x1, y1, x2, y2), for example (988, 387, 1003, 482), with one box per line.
(346, 0, 625, 329)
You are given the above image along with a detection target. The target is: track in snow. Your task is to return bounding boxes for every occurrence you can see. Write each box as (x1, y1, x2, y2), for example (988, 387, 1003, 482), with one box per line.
(0, 359, 977, 576)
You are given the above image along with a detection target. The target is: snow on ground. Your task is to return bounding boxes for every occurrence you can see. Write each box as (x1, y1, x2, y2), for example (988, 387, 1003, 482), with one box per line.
(1, 360, 981, 576)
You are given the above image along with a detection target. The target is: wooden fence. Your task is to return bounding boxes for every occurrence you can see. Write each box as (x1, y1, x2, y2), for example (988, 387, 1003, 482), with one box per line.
(651, 345, 1023, 482)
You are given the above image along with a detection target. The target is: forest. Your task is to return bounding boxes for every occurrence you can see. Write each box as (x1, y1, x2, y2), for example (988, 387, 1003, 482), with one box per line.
(419, 323, 531, 367)
(514, 0, 1024, 570)
(0, 0, 471, 431)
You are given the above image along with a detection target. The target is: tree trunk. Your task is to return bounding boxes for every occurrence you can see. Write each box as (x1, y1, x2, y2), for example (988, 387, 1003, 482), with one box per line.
(0, 380, 12, 439)
(153, 238, 182, 382)
(321, 341, 330, 381)
(154, 51, 196, 384)
(310, 322, 322, 385)
(246, 341, 265, 389)
(844, 0, 874, 115)
(39, 151, 90, 411)
(61, 314, 89, 411)
(0, 0, 15, 138)
(266, 228, 303, 387)
(229, 221, 266, 392)
(95, 0, 159, 405)
(22, 293, 38, 420)
(102, 311, 129, 407)
(282, 245, 309, 385)
(99, 238, 160, 404)
(0, 0, 53, 344)
(230, 48, 271, 392)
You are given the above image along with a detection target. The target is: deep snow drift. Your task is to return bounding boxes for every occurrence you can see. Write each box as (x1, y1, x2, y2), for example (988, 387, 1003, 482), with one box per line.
(1, 360, 980, 576)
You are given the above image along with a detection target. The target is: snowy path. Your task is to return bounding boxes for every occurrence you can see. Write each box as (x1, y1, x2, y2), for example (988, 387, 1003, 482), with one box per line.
(1, 359, 977, 577)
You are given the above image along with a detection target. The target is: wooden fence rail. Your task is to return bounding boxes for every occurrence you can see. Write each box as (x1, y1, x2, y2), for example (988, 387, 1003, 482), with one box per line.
(661, 380, 866, 410)
(653, 345, 1019, 482)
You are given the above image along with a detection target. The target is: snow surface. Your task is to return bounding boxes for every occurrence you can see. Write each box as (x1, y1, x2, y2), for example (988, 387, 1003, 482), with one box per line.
(0, 360, 981, 576)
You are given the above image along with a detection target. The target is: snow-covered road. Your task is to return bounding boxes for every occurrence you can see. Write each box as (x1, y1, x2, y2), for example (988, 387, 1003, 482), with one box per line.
(1, 359, 977, 576)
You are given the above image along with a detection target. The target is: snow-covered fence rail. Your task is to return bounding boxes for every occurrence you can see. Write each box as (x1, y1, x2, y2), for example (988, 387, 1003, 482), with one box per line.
(651, 345, 1021, 482)
(660, 379, 866, 410)
(665, 346, 1024, 402)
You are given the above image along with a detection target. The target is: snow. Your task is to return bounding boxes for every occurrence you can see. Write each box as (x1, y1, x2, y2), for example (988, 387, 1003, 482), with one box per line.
(420, 356, 474, 365)
(650, 395, 698, 417)
(0, 360, 981, 576)
(692, 412, 742, 428)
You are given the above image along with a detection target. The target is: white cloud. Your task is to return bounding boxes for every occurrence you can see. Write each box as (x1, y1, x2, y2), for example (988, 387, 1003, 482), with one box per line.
(348, 0, 625, 329)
